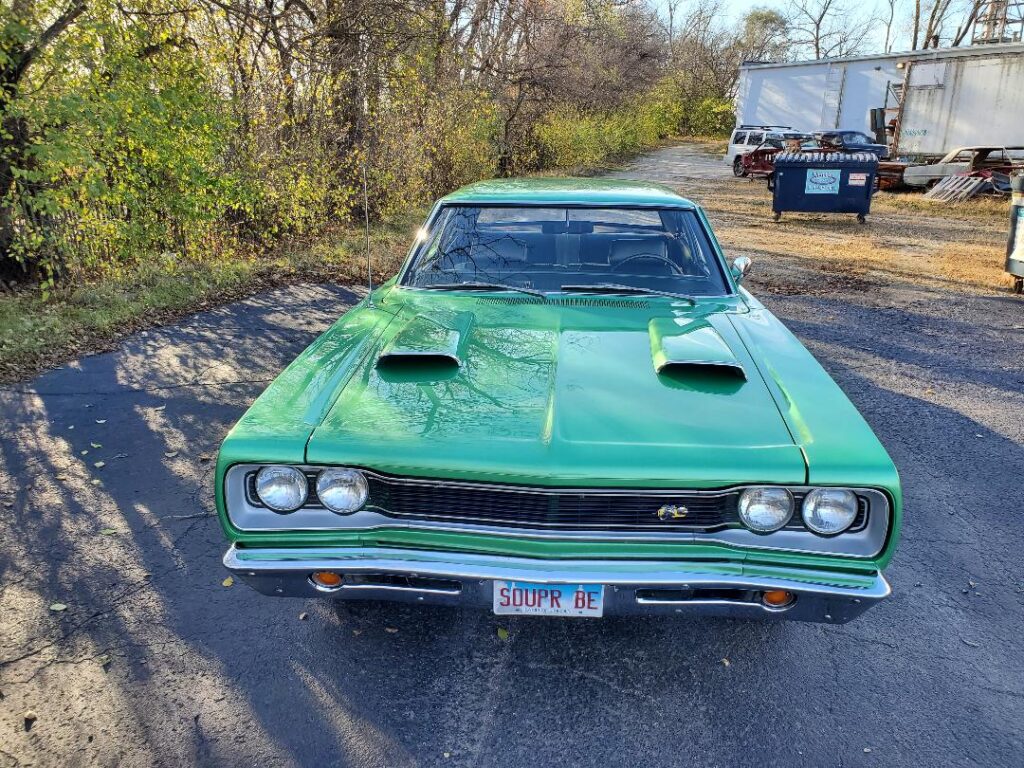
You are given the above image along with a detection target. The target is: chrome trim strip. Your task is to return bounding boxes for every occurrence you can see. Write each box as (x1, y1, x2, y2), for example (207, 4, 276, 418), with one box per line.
(339, 583, 463, 597)
(224, 464, 890, 558)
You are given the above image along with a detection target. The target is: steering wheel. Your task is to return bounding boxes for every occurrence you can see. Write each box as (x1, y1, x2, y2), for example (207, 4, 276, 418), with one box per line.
(610, 253, 684, 275)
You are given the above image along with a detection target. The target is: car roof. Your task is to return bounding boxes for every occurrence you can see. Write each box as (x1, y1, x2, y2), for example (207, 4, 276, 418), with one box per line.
(439, 178, 696, 209)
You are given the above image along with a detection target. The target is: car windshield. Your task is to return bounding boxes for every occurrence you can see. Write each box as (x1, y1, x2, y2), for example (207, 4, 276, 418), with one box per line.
(402, 206, 730, 297)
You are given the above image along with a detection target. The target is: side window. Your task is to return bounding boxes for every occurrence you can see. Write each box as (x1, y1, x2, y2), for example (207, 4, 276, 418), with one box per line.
(732, 131, 747, 145)
(747, 132, 764, 145)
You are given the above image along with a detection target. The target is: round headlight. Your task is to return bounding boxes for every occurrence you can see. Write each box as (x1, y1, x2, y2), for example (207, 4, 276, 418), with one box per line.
(802, 488, 858, 535)
(737, 487, 794, 532)
(254, 465, 308, 512)
(316, 468, 368, 514)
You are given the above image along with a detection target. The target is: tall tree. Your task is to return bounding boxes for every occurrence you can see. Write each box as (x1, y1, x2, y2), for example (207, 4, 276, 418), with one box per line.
(786, 0, 874, 59)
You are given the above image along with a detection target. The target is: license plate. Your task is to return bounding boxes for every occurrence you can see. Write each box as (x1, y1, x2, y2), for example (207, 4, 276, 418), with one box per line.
(493, 581, 604, 617)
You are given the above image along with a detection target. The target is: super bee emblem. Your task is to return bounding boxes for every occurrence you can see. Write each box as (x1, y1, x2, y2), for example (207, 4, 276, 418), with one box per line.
(656, 504, 689, 521)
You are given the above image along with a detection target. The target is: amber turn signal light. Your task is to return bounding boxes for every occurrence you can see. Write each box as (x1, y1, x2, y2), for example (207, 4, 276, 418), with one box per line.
(311, 571, 343, 588)
(762, 589, 795, 608)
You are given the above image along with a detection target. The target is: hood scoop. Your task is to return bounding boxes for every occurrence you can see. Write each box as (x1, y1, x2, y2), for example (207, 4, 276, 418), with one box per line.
(376, 311, 472, 377)
(649, 317, 746, 379)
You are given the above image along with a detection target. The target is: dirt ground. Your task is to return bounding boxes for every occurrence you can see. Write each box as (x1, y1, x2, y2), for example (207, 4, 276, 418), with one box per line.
(614, 141, 1014, 296)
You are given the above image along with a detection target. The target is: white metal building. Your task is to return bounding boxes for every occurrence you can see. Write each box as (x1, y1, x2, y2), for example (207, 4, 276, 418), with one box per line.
(734, 42, 1024, 158)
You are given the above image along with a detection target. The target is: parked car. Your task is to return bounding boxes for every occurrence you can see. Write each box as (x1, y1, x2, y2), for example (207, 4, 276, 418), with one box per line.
(725, 124, 796, 176)
(903, 146, 1024, 188)
(814, 130, 889, 159)
(740, 133, 815, 183)
(217, 178, 902, 623)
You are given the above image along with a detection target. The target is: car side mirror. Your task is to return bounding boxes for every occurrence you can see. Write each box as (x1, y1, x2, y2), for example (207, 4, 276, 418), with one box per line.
(731, 256, 752, 283)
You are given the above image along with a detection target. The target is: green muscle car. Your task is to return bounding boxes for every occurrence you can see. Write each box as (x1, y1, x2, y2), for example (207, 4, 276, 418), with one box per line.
(217, 178, 901, 622)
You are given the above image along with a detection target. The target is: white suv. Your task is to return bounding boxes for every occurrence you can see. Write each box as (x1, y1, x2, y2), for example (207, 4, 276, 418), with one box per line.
(724, 125, 795, 176)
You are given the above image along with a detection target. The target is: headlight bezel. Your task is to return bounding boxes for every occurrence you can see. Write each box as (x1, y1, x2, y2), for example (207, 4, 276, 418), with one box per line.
(254, 465, 309, 513)
(229, 466, 883, 557)
(737, 486, 795, 533)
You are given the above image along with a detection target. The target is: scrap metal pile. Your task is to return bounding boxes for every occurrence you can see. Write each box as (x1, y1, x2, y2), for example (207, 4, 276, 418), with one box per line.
(923, 171, 1015, 203)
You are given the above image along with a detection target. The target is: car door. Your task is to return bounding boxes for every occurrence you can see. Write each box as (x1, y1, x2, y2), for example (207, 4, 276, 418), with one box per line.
(726, 130, 747, 164)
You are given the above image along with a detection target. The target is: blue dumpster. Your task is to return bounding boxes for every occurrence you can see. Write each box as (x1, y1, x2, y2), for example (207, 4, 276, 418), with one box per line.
(771, 152, 879, 223)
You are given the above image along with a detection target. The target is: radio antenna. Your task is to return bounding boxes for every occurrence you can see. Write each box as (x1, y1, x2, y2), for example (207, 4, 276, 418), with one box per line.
(362, 163, 373, 306)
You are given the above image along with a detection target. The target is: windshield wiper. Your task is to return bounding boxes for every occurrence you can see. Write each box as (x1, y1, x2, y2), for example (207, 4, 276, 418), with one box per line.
(560, 283, 697, 303)
(418, 281, 547, 299)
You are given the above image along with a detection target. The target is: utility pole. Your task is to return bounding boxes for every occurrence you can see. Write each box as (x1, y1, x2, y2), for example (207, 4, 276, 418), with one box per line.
(972, 0, 1024, 44)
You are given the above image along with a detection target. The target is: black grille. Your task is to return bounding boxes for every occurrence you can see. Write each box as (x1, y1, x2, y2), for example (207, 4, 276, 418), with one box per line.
(365, 476, 735, 531)
(245, 472, 868, 534)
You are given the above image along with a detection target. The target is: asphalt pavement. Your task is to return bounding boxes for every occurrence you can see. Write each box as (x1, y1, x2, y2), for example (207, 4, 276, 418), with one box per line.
(1, 145, 1022, 767)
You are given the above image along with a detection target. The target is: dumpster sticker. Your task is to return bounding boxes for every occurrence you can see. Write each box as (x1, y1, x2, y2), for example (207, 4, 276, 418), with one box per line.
(805, 169, 841, 194)
(848, 173, 868, 187)
(1014, 208, 1024, 259)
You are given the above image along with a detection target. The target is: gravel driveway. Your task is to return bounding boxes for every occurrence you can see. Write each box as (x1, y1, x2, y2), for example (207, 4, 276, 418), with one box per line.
(1, 145, 1022, 767)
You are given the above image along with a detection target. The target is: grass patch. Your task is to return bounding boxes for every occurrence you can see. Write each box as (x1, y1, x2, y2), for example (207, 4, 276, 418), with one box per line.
(0, 210, 423, 383)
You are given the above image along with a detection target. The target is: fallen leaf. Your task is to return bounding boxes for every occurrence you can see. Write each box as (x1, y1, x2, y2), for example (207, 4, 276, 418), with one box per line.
(164, 451, 178, 458)
(497, 627, 509, 641)
(80, 450, 89, 456)
(385, 626, 399, 634)
(961, 638, 980, 648)
(95, 419, 107, 424)
(68, 425, 75, 430)
(99, 528, 116, 536)
(864, 748, 872, 754)
(90, 442, 102, 449)
(154, 405, 166, 411)
(968, 580, 977, 588)
(49, 603, 67, 612)
(721, 658, 731, 667)
(93, 461, 105, 469)
(222, 577, 234, 587)
(352, 629, 362, 636)
(298, 612, 308, 621)
(112, 453, 128, 460)
(443, 752, 451, 759)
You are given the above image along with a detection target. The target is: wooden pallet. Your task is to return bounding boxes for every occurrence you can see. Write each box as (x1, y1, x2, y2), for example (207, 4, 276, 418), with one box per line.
(923, 175, 991, 202)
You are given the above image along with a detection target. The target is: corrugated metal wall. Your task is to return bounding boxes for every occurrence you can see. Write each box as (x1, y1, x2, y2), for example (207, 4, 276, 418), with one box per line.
(735, 45, 1024, 156)
(900, 53, 1024, 155)
(735, 59, 901, 134)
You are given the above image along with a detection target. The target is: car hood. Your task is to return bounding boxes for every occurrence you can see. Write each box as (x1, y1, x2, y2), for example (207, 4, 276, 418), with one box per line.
(303, 290, 806, 488)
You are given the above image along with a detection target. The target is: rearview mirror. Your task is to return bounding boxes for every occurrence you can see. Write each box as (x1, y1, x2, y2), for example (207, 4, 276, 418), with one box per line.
(731, 256, 752, 283)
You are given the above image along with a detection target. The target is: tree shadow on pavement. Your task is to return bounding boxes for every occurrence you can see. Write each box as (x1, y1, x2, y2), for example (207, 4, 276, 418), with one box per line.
(0, 282, 1021, 768)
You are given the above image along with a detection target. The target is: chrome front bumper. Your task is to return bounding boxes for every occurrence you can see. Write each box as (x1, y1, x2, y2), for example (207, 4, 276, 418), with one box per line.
(223, 545, 890, 623)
